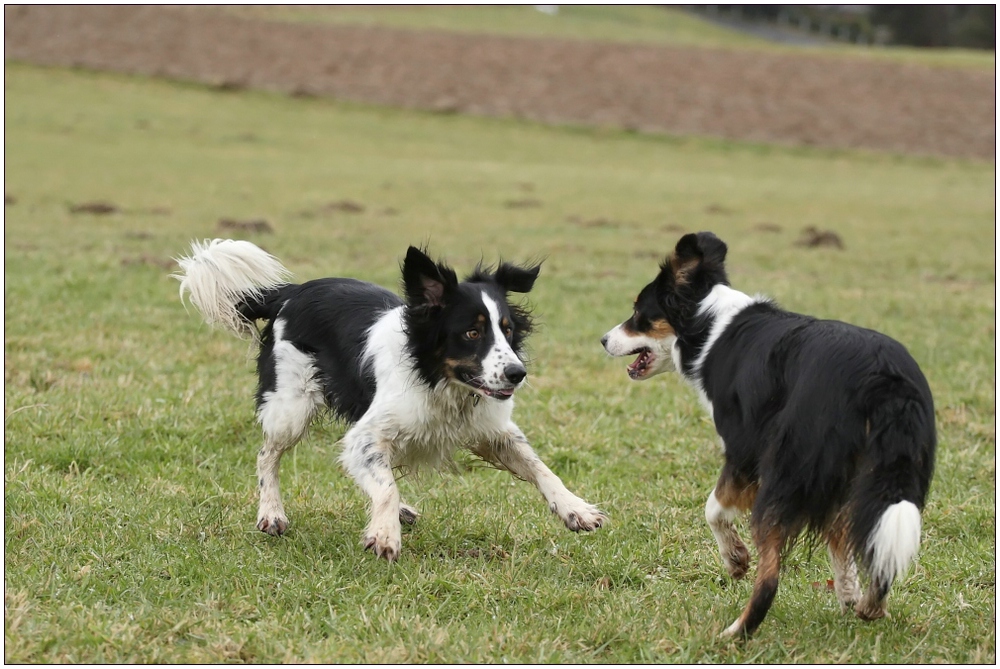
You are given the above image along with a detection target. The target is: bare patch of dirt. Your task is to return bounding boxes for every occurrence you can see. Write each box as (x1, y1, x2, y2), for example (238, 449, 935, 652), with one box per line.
(69, 201, 118, 215)
(566, 215, 622, 228)
(753, 222, 783, 233)
(4, 6, 994, 159)
(794, 226, 844, 249)
(120, 254, 175, 270)
(324, 200, 365, 213)
(217, 218, 274, 234)
(504, 198, 542, 209)
(705, 204, 736, 216)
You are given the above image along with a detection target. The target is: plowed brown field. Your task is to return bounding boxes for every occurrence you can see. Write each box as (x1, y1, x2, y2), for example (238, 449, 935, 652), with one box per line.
(4, 5, 995, 159)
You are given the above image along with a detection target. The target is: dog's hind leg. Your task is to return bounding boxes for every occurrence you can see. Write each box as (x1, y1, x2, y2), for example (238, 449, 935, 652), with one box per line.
(254, 330, 324, 536)
(826, 514, 862, 613)
(722, 525, 785, 638)
(255, 386, 320, 535)
(706, 471, 757, 580)
(474, 424, 607, 532)
(341, 427, 403, 561)
(255, 434, 301, 536)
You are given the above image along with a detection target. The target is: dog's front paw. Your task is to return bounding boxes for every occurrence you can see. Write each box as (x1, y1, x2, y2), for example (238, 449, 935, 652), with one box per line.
(555, 501, 608, 532)
(257, 513, 288, 536)
(363, 522, 402, 561)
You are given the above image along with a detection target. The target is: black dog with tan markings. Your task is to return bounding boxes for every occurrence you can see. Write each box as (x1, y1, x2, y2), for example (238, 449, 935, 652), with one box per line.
(602, 231, 935, 638)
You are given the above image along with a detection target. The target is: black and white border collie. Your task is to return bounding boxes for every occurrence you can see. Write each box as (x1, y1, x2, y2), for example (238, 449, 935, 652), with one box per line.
(175, 239, 606, 560)
(601, 231, 935, 638)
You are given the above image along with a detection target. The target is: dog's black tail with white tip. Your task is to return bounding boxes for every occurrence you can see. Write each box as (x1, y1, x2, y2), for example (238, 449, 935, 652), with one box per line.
(173, 239, 291, 339)
(850, 382, 936, 616)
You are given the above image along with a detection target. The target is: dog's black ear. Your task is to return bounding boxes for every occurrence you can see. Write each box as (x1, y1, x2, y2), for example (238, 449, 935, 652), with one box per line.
(671, 232, 728, 284)
(495, 261, 541, 294)
(695, 231, 727, 267)
(673, 233, 702, 264)
(402, 246, 457, 307)
(675, 231, 728, 265)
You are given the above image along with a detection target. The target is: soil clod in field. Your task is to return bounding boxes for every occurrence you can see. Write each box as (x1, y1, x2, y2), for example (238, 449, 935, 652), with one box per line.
(504, 198, 542, 209)
(753, 222, 783, 233)
(121, 254, 175, 270)
(795, 226, 844, 249)
(217, 218, 274, 234)
(70, 201, 119, 215)
(567, 214, 620, 228)
(705, 204, 735, 216)
(212, 79, 247, 93)
(325, 200, 365, 213)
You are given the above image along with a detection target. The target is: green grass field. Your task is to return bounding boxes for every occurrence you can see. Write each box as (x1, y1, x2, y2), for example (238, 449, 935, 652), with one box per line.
(4, 62, 995, 662)
(227, 5, 996, 70)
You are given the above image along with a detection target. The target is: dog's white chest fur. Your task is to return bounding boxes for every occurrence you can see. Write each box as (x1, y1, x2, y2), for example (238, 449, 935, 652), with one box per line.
(359, 307, 515, 468)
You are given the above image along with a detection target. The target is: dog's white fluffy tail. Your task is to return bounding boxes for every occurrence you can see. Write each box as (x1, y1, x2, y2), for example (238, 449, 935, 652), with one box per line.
(173, 239, 291, 339)
(866, 500, 921, 586)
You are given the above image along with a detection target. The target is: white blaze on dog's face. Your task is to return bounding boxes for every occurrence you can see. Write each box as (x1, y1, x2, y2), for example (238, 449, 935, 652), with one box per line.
(601, 282, 677, 380)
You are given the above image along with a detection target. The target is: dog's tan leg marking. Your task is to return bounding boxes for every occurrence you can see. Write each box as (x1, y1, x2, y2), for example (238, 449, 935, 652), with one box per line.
(722, 526, 784, 639)
(473, 424, 607, 532)
(826, 515, 862, 613)
(706, 474, 757, 580)
(341, 428, 402, 561)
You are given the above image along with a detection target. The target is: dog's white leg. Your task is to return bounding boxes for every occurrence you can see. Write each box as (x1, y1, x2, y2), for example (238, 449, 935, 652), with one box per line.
(705, 488, 751, 580)
(826, 518, 862, 613)
(255, 322, 324, 536)
(828, 544, 862, 613)
(256, 436, 298, 536)
(341, 427, 402, 561)
(255, 391, 319, 537)
(475, 424, 607, 532)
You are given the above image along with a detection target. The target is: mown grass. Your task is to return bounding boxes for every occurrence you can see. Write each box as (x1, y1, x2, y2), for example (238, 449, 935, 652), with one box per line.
(224, 4, 996, 70)
(4, 62, 995, 663)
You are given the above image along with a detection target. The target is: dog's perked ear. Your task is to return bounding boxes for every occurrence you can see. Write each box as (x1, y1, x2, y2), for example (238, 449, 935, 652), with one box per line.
(669, 232, 729, 286)
(674, 232, 728, 266)
(494, 261, 541, 294)
(402, 246, 458, 307)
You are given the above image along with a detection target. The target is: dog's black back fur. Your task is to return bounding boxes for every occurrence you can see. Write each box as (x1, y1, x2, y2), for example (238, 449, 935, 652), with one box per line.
(700, 302, 937, 548)
(240, 278, 403, 422)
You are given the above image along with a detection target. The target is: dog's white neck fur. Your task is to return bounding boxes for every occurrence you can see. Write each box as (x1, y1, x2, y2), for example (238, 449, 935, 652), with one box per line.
(359, 305, 516, 469)
(681, 284, 763, 413)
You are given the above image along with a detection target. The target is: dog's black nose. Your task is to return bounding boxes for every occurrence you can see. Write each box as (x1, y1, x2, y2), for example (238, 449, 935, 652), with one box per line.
(600, 334, 609, 348)
(503, 363, 527, 385)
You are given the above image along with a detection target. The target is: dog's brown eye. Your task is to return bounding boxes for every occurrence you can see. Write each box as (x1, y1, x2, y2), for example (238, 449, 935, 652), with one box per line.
(466, 329, 480, 340)
(504, 326, 513, 338)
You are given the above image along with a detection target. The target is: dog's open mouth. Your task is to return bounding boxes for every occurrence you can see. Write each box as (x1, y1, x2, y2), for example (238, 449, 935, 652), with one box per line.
(627, 349, 655, 379)
(464, 377, 516, 400)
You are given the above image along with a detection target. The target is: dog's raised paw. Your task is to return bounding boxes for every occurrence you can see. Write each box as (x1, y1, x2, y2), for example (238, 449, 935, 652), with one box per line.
(257, 515, 288, 536)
